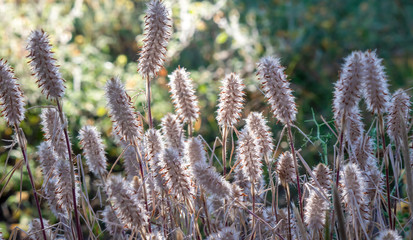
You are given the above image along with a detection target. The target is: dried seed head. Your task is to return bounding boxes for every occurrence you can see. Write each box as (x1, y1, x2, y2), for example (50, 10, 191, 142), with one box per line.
(364, 157, 383, 202)
(43, 178, 64, 220)
(362, 50, 390, 114)
(106, 175, 148, 230)
(186, 137, 207, 165)
(0, 59, 25, 126)
(105, 77, 143, 143)
(192, 161, 233, 199)
(40, 108, 68, 158)
(377, 229, 402, 240)
(161, 113, 185, 152)
(387, 89, 410, 145)
(277, 151, 296, 186)
(138, 0, 172, 80)
(304, 189, 328, 232)
(27, 218, 53, 240)
(236, 128, 262, 184)
(311, 163, 331, 192)
(26, 30, 65, 100)
(102, 205, 125, 239)
(207, 227, 240, 240)
(332, 51, 365, 120)
(54, 160, 81, 221)
(168, 67, 200, 123)
(37, 141, 58, 177)
(340, 163, 370, 225)
(257, 56, 297, 125)
(245, 112, 274, 157)
(160, 148, 194, 201)
(344, 107, 364, 147)
(78, 125, 108, 176)
(351, 135, 375, 169)
(216, 73, 245, 128)
(145, 130, 167, 192)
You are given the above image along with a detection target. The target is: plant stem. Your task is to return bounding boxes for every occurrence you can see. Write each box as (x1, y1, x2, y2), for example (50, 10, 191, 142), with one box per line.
(15, 126, 48, 240)
(378, 114, 393, 229)
(146, 78, 153, 129)
(287, 125, 303, 219)
(222, 126, 228, 176)
(56, 100, 83, 240)
(400, 113, 413, 228)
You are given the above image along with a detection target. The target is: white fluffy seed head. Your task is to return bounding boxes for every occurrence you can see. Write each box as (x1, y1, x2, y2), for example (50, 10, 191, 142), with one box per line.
(257, 56, 297, 125)
(216, 73, 245, 128)
(37, 141, 58, 177)
(0, 59, 26, 127)
(161, 148, 194, 201)
(43, 178, 64, 220)
(78, 125, 108, 176)
(105, 77, 143, 143)
(102, 205, 125, 239)
(246, 111, 274, 157)
(332, 51, 365, 120)
(138, 0, 172, 80)
(54, 160, 81, 221)
(364, 157, 383, 202)
(106, 175, 148, 230)
(277, 151, 296, 186)
(192, 161, 233, 199)
(161, 113, 185, 153)
(207, 227, 240, 240)
(344, 107, 364, 147)
(26, 30, 65, 100)
(185, 137, 207, 165)
(311, 163, 331, 192)
(27, 218, 53, 240)
(40, 108, 68, 159)
(168, 67, 200, 123)
(236, 128, 262, 184)
(362, 50, 390, 114)
(304, 189, 328, 232)
(377, 229, 402, 240)
(387, 89, 410, 145)
(340, 163, 370, 225)
(145, 129, 164, 164)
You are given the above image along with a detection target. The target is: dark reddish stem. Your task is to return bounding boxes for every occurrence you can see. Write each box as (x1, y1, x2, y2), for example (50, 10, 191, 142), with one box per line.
(146, 78, 153, 129)
(15, 125, 48, 240)
(56, 100, 83, 240)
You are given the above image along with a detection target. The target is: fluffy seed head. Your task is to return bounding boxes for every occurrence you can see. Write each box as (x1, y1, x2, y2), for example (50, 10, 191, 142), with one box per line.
(138, 0, 172, 80)
(236, 128, 262, 184)
(37, 141, 58, 177)
(304, 189, 328, 232)
(43, 178, 64, 219)
(54, 160, 81, 220)
(0, 59, 25, 126)
(161, 113, 185, 153)
(377, 229, 402, 240)
(364, 157, 383, 202)
(362, 50, 390, 114)
(102, 205, 125, 239)
(192, 161, 233, 199)
(105, 77, 143, 143)
(106, 175, 148, 230)
(27, 218, 53, 240)
(145, 129, 167, 192)
(257, 56, 297, 125)
(168, 67, 199, 123)
(40, 108, 68, 158)
(207, 227, 240, 240)
(311, 163, 331, 192)
(26, 30, 65, 99)
(277, 151, 296, 186)
(332, 51, 365, 120)
(387, 89, 410, 145)
(78, 125, 108, 176)
(245, 112, 274, 157)
(340, 163, 370, 225)
(216, 73, 245, 128)
(160, 148, 194, 201)
(186, 137, 207, 165)
(344, 107, 364, 147)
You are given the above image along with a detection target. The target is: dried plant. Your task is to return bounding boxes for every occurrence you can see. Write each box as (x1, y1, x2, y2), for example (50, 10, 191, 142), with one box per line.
(161, 113, 185, 152)
(277, 151, 296, 186)
(78, 125, 108, 177)
(245, 111, 274, 157)
(387, 89, 411, 145)
(27, 219, 53, 240)
(26, 30, 65, 100)
(376, 229, 402, 240)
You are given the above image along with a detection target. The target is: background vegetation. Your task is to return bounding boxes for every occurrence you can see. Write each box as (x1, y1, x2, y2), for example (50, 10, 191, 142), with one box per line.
(0, 0, 412, 237)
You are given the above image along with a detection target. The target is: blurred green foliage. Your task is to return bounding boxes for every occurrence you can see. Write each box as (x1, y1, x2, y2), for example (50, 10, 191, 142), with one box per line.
(0, 0, 412, 236)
